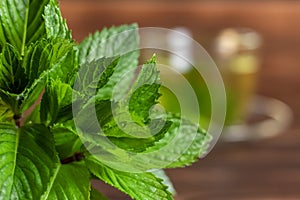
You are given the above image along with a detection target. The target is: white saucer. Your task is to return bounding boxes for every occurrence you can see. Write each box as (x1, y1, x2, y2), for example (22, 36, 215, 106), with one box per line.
(221, 95, 293, 142)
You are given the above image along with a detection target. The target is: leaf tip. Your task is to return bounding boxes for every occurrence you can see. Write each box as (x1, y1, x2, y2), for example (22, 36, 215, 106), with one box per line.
(146, 54, 157, 64)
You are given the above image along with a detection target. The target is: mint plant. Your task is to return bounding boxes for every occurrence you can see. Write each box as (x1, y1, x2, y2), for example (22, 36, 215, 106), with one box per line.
(0, 0, 211, 199)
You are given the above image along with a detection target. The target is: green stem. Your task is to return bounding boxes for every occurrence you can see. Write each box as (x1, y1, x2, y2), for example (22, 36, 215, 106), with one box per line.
(61, 152, 85, 164)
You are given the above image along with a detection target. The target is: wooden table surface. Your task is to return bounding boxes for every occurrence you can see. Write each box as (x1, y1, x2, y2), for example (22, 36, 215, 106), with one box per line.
(60, 1, 300, 199)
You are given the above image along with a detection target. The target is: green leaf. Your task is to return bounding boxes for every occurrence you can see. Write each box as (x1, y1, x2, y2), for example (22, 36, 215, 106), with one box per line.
(44, 0, 72, 40)
(74, 99, 112, 135)
(99, 56, 167, 152)
(85, 115, 209, 171)
(23, 38, 74, 85)
(19, 79, 45, 114)
(0, 123, 58, 199)
(128, 55, 161, 123)
(78, 24, 138, 65)
(78, 24, 139, 99)
(86, 157, 173, 200)
(0, 44, 26, 114)
(0, 0, 50, 55)
(74, 56, 172, 153)
(129, 84, 161, 122)
(0, 37, 75, 114)
(22, 40, 54, 84)
(106, 118, 172, 152)
(74, 57, 119, 98)
(139, 115, 211, 168)
(20, 39, 75, 112)
(90, 188, 109, 200)
(0, 88, 20, 114)
(40, 79, 73, 125)
(41, 163, 91, 200)
(0, 44, 27, 94)
(75, 98, 172, 152)
(0, 100, 13, 122)
(40, 79, 82, 158)
(51, 122, 83, 159)
(53, 46, 78, 85)
(151, 170, 176, 195)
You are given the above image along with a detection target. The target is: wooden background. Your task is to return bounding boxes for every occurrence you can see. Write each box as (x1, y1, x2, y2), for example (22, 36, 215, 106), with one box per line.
(60, 1, 300, 199)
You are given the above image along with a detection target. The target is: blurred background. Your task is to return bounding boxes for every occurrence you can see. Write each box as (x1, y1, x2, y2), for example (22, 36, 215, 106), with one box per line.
(60, 0, 300, 199)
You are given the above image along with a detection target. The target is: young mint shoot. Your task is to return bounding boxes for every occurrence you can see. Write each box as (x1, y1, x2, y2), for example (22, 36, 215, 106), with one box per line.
(0, 0, 211, 199)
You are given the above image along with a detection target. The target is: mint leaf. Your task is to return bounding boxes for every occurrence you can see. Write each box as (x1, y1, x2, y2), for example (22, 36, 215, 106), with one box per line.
(41, 163, 91, 200)
(0, 10, 75, 112)
(128, 55, 160, 123)
(40, 79, 73, 125)
(40, 79, 83, 158)
(44, 0, 72, 40)
(0, 44, 27, 93)
(78, 24, 139, 99)
(86, 157, 173, 200)
(23, 38, 74, 84)
(21, 39, 75, 112)
(78, 24, 138, 65)
(74, 99, 112, 135)
(0, 44, 27, 113)
(0, 88, 20, 114)
(0, 0, 50, 55)
(76, 98, 172, 153)
(80, 115, 209, 172)
(75, 56, 171, 153)
(0, 100, 13, 122)
(129, 84, 161, 122)
(52, 122, 82, 159)
(100, 56, 170, 152)
(138, 115, 211, 168)
(151, 170, 176, 195)
(74, 57, 118, 98)
(106, 118, 172, 152)
(0, 123, 58, 199)
(0, 38, 75, 114)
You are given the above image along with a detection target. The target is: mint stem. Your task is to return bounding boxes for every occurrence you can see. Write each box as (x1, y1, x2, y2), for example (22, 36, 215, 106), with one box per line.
(61, 152, 85, 164)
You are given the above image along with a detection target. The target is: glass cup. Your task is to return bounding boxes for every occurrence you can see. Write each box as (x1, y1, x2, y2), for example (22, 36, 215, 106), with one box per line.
(214, 28, 293, 141)
(214, 28, 263, 125)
